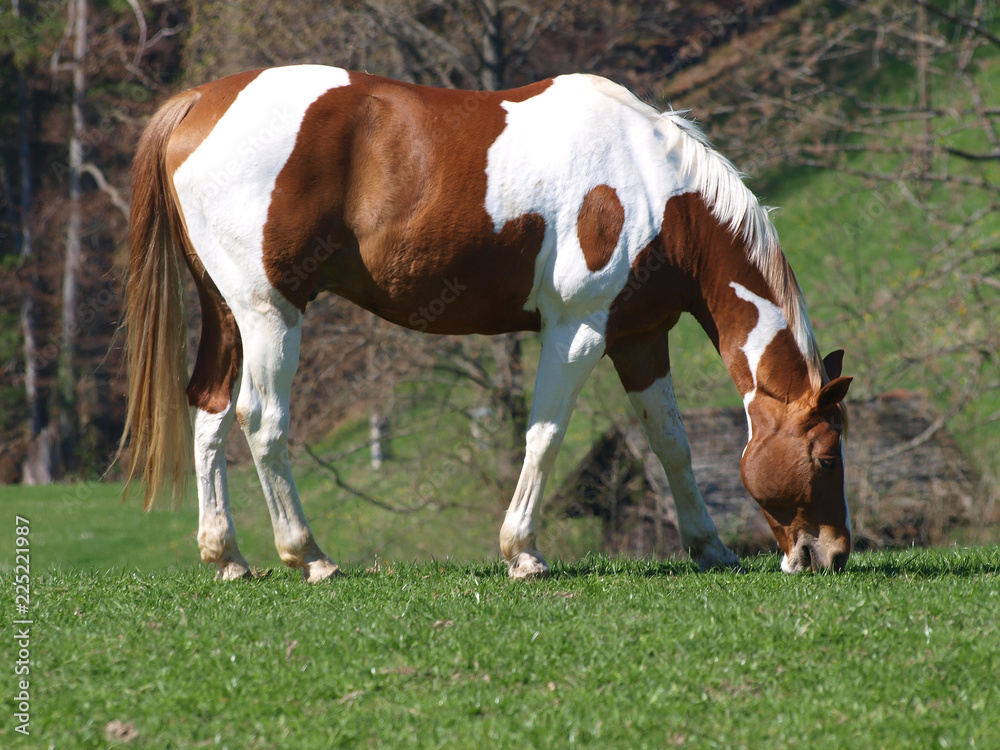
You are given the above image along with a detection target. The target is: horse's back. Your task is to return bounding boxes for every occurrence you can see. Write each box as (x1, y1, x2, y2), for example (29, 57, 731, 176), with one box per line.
(165, 65, 682, 334)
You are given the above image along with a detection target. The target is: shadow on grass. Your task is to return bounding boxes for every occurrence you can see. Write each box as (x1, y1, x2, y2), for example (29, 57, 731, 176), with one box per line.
(551, 549, 1000, 580)
(294, 549, 1000, 581)
(49, 549, 990, 584)
(848, 548, 1000, 578)
(548, 555, 731, 579)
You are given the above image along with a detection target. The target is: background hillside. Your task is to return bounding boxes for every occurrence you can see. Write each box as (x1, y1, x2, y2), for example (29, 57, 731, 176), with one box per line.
(1, 0, 998, 562)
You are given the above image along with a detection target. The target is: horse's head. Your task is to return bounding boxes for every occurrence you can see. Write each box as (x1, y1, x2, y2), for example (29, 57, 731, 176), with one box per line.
(740, 352, 853, 573)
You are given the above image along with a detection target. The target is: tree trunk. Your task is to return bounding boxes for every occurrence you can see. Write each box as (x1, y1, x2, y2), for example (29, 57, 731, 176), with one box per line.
(14, 0, 59, 484)
(365, 312, 395, 469)
(369, 413, 391, 469)
(59, 0, 87, 474)
(477, 0, 505, 92)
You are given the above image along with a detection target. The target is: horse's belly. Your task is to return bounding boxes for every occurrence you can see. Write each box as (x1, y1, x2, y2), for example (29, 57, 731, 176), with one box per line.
(317, 239, 543, 336)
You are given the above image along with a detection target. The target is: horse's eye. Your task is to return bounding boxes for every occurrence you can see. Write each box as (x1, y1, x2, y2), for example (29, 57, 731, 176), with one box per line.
(818, 457, 838, 471)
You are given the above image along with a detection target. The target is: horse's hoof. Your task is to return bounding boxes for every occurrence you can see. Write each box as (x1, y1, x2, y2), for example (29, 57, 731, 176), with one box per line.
(302, 557, 343, 583)
(507, 551, 550, 580)
(694, 543, 741, 572)
(217, 559, 253, 581)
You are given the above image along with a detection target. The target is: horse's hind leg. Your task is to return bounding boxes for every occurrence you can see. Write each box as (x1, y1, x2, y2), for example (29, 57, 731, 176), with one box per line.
(193, 406, 251, 580)
(607, 332, 739, 570)
(188, 264, 251, 580)
(231, 300, 341, 583)
(500, 320, 605, 579)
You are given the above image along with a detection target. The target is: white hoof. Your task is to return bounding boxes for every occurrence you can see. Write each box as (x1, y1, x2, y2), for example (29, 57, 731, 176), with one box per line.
(301, 556, 343, 583)
(507, 550, 550, 580)
(216, 558, 253, 581)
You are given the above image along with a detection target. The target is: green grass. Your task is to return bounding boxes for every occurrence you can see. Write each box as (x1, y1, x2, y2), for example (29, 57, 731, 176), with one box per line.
(0, 469, 601, 574)
(0, 483, 200, 573)
(1, 549, 998, 748)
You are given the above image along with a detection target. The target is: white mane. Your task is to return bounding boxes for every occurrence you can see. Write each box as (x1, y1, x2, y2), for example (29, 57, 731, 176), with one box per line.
(585, 76, 824, 386)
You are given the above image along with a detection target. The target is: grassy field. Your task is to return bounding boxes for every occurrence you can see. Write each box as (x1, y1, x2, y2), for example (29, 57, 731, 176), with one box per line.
(2, 485, 998, 748)
(1, 548, 998, 749)
(0, 468, 598, 574)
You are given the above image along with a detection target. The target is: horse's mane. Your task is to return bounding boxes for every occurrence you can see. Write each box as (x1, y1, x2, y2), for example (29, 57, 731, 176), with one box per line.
(582, 76, 825, 389)
(665, 112, 825, 389)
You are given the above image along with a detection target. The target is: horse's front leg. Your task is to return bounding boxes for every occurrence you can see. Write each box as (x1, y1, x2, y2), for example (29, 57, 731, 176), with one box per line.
(500, 319, 605, 579)
(607, 332, 740, 571)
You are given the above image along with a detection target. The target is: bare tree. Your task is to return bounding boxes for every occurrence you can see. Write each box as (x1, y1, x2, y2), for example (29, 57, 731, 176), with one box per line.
(11, 0, 61, 483)
(48, 0, 89, 473)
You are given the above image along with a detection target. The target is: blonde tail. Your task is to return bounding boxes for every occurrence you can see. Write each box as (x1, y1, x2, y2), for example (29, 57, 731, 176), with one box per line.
(117, 89, 201, 509)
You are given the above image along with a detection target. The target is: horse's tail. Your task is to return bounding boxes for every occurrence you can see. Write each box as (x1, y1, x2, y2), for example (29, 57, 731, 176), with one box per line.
(117, 89, 201, 510)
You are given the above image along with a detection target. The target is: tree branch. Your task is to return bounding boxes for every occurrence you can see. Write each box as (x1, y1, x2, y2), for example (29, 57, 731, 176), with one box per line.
(123, 0, 146, 68)
(303, 444, 437, 515)
(943, 146, 1000, 161)
(80, 163, 130, 217)
(913, 0, 1000, 48)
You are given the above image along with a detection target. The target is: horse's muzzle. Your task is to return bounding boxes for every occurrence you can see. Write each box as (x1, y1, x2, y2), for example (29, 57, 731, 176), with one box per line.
(780, 530, 850, 573)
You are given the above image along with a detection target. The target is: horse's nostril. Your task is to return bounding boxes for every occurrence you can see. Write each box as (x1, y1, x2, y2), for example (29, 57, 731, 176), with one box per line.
(808, 546, 820, 573)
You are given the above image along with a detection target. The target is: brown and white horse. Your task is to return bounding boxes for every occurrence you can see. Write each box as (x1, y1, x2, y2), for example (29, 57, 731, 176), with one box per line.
(120, 65, 852, 581)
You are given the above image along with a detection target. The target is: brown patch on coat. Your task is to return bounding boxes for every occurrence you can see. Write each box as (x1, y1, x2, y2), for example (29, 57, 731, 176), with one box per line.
(577, 184, 624, 272)
(604, 191, 810, 400)
(185, 252, 243, 413)
(603, 194, 698, 349)
(606, 330, 671, 393)
(260, 73, 554, 334)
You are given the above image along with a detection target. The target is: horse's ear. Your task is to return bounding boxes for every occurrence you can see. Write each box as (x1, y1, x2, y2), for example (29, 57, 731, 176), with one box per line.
(823, 350, 845, 380)
(816, 376, 852, 411)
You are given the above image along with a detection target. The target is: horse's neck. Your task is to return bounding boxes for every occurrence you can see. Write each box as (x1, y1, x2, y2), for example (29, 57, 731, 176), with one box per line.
(670, 194, 814, 405)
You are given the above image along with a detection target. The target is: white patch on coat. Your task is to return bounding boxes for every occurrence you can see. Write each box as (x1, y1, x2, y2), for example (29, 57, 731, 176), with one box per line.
(172, 65, 351, 312)
(731, 281, 787, 446)
(483, 74, 692, 323)
(780, 553, 797, 574)
(482, 74, 819, 392)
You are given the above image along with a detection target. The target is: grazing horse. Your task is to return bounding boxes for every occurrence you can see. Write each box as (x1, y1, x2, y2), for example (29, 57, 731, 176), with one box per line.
(120, 65, 852, 581)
